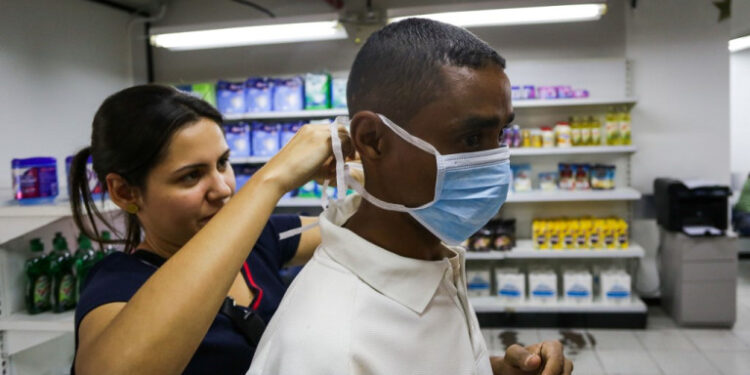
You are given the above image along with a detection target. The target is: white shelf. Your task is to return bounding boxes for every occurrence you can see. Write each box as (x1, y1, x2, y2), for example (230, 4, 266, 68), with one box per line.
(224, 108, 348, 121)
(465, 240, 645, 260)
(0, 311, 74, 332)
(512, 97, 637, 108)
(231, 146, 637, 164)
(0, 311, 74, 356)
(510, 145, 636, 156)
(506, 188, 641, 203)
(470, 296, 647, 314)
(222, 97, 637, 121)
(230, 156, 272, 164)
(277, 198, 325, 208)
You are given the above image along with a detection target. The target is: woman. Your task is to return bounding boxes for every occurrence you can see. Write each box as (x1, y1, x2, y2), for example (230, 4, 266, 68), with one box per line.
(70, 84, 354, 374)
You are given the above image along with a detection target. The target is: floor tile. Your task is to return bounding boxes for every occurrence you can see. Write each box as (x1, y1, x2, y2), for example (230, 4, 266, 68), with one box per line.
(538, 329, 594, 354)
(684, 329, 750, 351)
(565, 349, 605, 375)
(635, 329, 697, 351)
(596, 349, 662, 375)
(649, 350, 718, 374)
(587, 329, 643, 350)
(702, 350, 750, 375)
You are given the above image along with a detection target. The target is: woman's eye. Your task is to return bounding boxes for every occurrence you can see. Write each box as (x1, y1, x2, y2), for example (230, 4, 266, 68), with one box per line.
(218, 158, 229, 170)
(182, 170, 201, 183)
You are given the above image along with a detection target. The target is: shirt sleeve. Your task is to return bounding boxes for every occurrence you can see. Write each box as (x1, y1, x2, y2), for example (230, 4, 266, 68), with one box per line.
(74, 254, 153, 331)
(265, 214, 302, 266)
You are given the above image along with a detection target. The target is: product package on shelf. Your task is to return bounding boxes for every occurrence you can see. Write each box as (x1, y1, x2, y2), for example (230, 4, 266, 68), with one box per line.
(563, 269, 593, 304)
(65, 155, 104, 200)
(599, 269, 632, 304)
(273, 77, 305, 112)
(495, 268, 525, 302)
(245, 77, 274, 113)
(216, 80, 246, 115)
(528, 269, 558, 303)
(532, 217, 629, 250)
(463, 219, 516, 252)
(331, 77, 348, 109)
(224, 123, 251, 158)
(12, 157, 59, 205)
(466, 268, 492, 297)
(251, 122, 281, 157)
(304, 72, 331, 110)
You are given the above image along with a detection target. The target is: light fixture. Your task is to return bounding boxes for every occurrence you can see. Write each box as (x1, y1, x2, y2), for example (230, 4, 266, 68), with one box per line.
(729, 35, 750, 53)
(389, 3, 607, 28)
(150, 19, 347, 51)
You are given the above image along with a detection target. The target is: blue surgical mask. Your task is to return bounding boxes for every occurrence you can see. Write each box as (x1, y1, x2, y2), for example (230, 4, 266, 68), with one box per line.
(327, 114, 511, 245)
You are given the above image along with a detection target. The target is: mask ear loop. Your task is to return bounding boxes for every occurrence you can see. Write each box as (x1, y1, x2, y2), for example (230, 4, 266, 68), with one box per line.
(279, 118, 349, 241)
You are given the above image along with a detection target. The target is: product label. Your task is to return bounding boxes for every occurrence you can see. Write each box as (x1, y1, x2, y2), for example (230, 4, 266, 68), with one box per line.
(33, 275, 50, 308)
(59, 274, 75, 305)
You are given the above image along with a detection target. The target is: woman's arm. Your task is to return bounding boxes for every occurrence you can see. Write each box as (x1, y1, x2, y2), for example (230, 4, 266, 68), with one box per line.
(76, 124, 353, 375)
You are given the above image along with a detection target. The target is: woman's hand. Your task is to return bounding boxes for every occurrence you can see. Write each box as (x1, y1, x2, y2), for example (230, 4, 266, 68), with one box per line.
(255, 123, 354, 195)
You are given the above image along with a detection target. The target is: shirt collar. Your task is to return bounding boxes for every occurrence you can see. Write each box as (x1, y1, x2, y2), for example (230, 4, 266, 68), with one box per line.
(318, 194, 465, 314)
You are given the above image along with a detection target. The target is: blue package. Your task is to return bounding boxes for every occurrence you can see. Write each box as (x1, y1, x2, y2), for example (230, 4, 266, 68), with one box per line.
(216, 80, 246, 115)
(279, 121, 303, 148)
(296, 180, 318, 198)
(272, 77, 304, 112)
(331, 77, 348, 109)
(251, 122, 281, 156)
(245, 78, 273, 113)
(223, 123, 251, 157)
(11, 157, 58, 205)
(65, 155, 104, 200)
(234, 164, 259, 191)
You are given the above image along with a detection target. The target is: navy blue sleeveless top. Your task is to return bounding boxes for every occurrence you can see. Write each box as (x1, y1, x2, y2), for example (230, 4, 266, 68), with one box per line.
(73, 215, 301, 374)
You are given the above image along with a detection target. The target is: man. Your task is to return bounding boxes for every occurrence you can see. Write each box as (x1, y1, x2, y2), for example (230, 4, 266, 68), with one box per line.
(249, 18, 573, 375)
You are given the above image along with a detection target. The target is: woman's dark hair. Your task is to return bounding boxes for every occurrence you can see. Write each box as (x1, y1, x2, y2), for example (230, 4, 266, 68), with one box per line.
(70, 84, 223, 253)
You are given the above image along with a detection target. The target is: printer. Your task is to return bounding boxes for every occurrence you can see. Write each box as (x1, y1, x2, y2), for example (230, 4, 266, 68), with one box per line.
(654, 178, 732, 236)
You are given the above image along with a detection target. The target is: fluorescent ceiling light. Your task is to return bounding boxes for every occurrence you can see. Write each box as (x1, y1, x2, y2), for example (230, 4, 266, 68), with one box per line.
(150, 20, 347, 51)
(729, 35, 750, 52)
(389, 3, 607, 28)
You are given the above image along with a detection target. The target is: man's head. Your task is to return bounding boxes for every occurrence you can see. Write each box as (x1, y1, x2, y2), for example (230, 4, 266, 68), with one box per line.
(347, 18, 514, 210)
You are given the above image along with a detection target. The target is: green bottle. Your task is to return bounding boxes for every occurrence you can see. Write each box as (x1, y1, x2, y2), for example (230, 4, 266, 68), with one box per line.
(74, 234, 97, 302)
(49, 233, 76, 312)
(99, 231, 117, 260)
(25, 238, 52, 314)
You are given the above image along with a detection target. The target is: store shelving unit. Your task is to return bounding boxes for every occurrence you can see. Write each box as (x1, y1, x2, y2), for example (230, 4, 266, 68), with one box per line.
(0, 88, 644, 364)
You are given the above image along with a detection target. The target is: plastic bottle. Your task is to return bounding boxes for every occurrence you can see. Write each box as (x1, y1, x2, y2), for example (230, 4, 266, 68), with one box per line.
(605, 107, 621, 145)
(570, 116, 582, 146)
(49, 233, 76, 312)
(589, 116, 602, 146)
(74, 234, 97, 303)
(618, 107, 632, 145)
(25, 238, 51, 314)
(98, 231, 117, 260)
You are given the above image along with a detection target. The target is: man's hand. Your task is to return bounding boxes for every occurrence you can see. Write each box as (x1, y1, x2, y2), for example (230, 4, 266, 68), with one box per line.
(490, 341, 573, 375)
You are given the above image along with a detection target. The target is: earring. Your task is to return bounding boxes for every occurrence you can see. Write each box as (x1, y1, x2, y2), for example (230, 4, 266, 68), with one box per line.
(125, 203, 139, 214)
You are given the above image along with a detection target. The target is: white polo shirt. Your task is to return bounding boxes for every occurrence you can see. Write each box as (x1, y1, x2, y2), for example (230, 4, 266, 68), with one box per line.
(248, 194, 492, 375)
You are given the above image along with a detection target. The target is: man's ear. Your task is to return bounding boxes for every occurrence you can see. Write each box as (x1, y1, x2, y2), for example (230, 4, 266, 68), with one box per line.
(349, 111, 386, 163)
(105, 173, 142, 212)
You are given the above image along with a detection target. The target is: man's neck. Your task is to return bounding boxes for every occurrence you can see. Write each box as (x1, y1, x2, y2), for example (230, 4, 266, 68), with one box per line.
(343, 199, 449, 261)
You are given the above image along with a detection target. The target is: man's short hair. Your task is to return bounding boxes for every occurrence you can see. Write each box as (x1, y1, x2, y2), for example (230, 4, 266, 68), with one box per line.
(347, 18, 506, 127)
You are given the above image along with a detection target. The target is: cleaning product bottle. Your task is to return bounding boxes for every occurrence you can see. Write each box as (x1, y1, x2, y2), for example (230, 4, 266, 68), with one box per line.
(49, 233, 76, 312)
(74, 234, 97, 303)
(99, 231, 117, 259)
(25, 238, 51, 314)
(589, 116, 602, 146)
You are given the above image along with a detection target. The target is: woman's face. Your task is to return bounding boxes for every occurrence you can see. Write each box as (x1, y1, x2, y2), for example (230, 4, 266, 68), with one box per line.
(136, 117, 236, 252)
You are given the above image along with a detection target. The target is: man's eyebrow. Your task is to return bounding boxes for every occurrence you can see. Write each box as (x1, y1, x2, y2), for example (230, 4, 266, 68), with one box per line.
(455, 115, 503, 132)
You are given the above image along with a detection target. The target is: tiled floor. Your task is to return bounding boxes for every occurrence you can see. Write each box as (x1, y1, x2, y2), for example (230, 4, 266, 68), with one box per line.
(481, 259, 750, 375)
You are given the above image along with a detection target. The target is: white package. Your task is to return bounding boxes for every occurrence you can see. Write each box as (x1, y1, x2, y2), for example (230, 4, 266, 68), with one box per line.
(528, 270, 557, 303)
(466, 269, 492, 297)
(563, 270, 593, 304)
(495, 268, 525, 301)
(600, 271, 631, 304)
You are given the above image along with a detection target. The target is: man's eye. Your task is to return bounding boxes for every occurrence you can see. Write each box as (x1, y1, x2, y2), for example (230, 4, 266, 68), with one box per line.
(464, 134, 481, 147)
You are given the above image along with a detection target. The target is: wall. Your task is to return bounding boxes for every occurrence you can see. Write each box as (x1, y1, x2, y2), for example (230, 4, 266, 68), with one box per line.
(731, 0, 750, 181)
(625, 0, 731, 193)
(0, 0, 133, 189)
